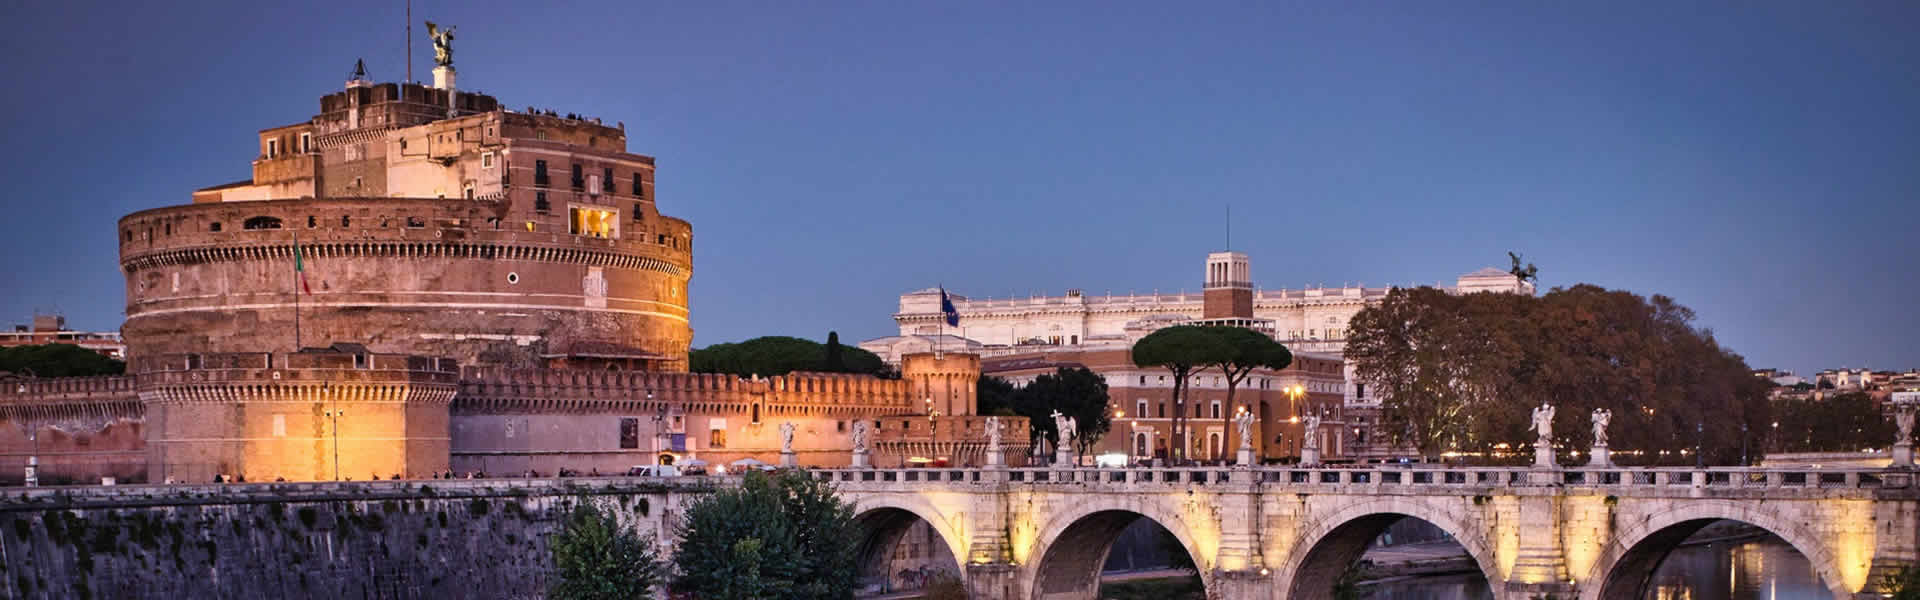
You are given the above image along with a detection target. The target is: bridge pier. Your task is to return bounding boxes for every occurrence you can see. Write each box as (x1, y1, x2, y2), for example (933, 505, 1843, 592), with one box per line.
(964, 562, 1018, 599)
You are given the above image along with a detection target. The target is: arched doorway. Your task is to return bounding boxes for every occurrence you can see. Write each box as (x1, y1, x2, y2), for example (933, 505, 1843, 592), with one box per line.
(1287, 513, 1498, 600)
(1592, 518, 1838, 600)
(1030, 510, 1207, 600)
(852, 507, 965, 598)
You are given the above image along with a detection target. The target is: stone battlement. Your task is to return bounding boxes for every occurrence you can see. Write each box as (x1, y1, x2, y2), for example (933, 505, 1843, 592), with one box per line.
(453, 368, 916, 416)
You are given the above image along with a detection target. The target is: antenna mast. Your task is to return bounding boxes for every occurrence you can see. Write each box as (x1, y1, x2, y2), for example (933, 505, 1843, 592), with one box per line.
(406, 0, 413, 83)
(1225, 204, 1231, 251)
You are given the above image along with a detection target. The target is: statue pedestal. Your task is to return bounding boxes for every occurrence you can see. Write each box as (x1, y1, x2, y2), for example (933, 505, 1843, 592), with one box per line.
(985, 447, 1005, 469)
(1055, 448, 1074, 467)
(1894, 442, 1914, 469)
(780, 451, 797, 468)
(433, 66, 456, 91)
(851, 450, 870, 469)
(1533, 441, 1557, 469)
(1587, 445, 1613, 468)
(1300, 447, 1322, 467)
(1236, 446, 1254, 467)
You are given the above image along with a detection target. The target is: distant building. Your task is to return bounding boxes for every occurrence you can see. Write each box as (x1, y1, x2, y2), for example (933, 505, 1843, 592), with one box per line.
(0, 315, 124, 361)
(865, 252, 1533, 460)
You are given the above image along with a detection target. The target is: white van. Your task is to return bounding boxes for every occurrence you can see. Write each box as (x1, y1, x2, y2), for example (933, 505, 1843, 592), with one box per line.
(627, 465, 681, 478)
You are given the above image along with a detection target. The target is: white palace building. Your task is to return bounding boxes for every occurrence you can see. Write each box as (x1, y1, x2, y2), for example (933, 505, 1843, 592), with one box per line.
(862, 253, 1534, 460)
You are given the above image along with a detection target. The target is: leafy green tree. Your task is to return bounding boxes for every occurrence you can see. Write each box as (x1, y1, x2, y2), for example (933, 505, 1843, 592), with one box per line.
(1013, 367, 1112, 456)
(0, 344, 125, 377)
(690, 335, 891, 379)
(673, 470, 857, 600)
(824, 331, 846, 372)
(977, 375, 1018, 416)
(1201, 327, 1292, 460)
(1132, 326, 1233, 463)
(548, 500, 664, 600)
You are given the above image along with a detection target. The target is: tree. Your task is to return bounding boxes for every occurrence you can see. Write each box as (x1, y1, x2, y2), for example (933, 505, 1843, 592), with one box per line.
(1201, 327, 1292, 461)
(1132, 326, 1233, 463)
(977, 375, 1018, 416)
(1014, 367, 1112, 456)
(548, 500, 664, 600)
(1772, 392, 1892, 453)
(824, 331, 846, 372)
(1346, 284, 1769, 465)
(0, 344, 125, 378)
(673, 470, 857, 600)
(689, 335, 891, 379)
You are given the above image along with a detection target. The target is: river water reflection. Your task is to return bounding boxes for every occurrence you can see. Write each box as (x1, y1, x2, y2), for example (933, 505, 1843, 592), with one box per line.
(1362, 535, 1827, 600)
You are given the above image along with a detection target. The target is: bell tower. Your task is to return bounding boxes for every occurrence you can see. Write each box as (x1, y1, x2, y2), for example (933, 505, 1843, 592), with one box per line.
(1203, 251, 1253, 319)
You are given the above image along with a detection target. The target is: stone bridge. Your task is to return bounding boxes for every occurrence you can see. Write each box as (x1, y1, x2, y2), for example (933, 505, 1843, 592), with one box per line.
(818, 465, 1920, 600)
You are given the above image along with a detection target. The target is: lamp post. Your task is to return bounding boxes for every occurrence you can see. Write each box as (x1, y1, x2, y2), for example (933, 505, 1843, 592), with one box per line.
(1741, 422, 1749, 466)
(1695, 422, 1704, 469)
(323, 382, 343, 481)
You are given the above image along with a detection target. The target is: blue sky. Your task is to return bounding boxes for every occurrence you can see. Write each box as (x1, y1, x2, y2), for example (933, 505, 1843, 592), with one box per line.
(1, 1, 1914, 377)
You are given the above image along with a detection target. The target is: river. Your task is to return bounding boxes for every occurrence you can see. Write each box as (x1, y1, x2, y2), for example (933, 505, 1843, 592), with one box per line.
(1361, 535, 1828, 600)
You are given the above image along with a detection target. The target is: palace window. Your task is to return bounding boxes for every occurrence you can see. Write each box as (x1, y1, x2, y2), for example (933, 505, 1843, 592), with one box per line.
(267, 139, 278, 158)
(571, 163, 584, 190)
(632, 174, 644, 197)
(534, 160, 550, 186)
(535, 192, 550, 213)
(481, 152, 494, 169)
(299, 133, 311, 154)
(633, 203, 644, 221)
(1137, 400, 1147, 418)
(602, 167, 614, 193)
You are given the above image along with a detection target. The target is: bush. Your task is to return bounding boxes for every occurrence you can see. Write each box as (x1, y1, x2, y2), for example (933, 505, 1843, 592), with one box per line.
(672, 470, 856, 600)
(549, 501, 663, 600)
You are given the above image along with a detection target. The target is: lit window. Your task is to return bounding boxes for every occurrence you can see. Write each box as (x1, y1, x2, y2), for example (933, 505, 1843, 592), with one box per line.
(266, 139, 278, 158)
(569, 207, 617, 238)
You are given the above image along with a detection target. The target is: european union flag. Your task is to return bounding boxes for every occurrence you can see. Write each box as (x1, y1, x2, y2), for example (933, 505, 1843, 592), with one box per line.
(939, 287, 960, 327)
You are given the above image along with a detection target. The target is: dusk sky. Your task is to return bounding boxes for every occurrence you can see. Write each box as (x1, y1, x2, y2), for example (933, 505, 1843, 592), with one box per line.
(1, 1, 1914, 377)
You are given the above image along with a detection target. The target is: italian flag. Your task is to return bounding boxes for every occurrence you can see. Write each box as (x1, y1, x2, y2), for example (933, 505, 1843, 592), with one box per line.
(294, 235, 312, 295)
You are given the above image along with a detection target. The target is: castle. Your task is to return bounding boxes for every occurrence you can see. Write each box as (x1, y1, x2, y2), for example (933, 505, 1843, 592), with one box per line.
(1, 50, 1021, 485)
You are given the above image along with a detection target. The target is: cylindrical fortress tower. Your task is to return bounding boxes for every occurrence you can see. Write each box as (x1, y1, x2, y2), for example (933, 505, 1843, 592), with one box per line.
(118, 196, 692, 370)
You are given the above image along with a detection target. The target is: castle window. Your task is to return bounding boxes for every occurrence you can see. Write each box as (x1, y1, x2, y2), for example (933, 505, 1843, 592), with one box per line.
(602, 167, 614, 193)
(633, 203, 644, 221)
(299, 133, 311, 154)
(464, 184, 474, 200)
(307, 216, 316, 228)
(341, 215, 351, 228)
(481, 152, 494, 169)
(534, 160, 550, 186)
(267, 139, 278, 158)
(657, 233, 667, 245)
(243, 216, 282, 230)
(571, 163, 584, 190)
(535, 192, 550, 213)
(632, 174, 643, 197)
(710, 418, 728, 448)
(164, 223, 170, 235)
(619, 418, 640, 449)
(124, 229, 132, 242)
(569, 207, 616, 238)
(406, 216, 425, 228)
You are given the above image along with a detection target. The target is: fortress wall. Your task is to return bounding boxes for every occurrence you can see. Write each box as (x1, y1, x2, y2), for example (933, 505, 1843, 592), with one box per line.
(0, 377, 145, 485)
(117, 197, 692, 369)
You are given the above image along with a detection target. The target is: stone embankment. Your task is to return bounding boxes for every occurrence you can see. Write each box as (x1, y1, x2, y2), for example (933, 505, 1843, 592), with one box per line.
(0, 477, 713, 599)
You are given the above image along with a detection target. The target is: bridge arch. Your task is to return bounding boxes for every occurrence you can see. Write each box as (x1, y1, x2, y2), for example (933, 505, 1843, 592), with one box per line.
(1578, 500, 1855, 600)
(1022, 495, 1214, 600)
(1280, 498, 1502, 600)
(848, 495, 968, 596)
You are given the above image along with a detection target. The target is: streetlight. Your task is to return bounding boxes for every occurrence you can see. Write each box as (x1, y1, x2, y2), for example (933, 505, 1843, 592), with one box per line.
(1695, 422, 1704, 469)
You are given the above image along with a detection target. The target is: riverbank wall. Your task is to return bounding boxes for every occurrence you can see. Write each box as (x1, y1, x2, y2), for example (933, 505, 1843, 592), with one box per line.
(0, 477, 713, 599)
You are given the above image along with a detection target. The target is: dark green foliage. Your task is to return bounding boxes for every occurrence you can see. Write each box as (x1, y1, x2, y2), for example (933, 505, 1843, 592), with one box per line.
(1202, 327, 1293, 453)
(1885, 566, 1920, 600)
(977, 376, 1018, 416)
(673, 470, 857, 600)
(1774, 392, 1893, 453)
(690, 335, 893, 378)
(1009, 367, 1113, 455)
(549, 501, 664, 600)
(0, 343, 125, 377)
(469, 498, 491, 517)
